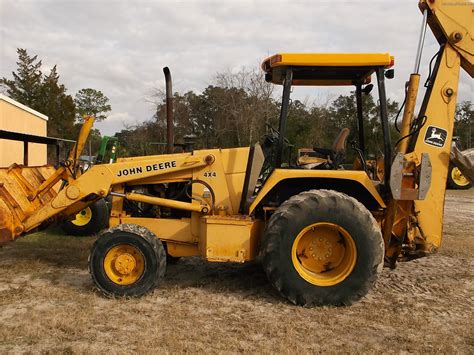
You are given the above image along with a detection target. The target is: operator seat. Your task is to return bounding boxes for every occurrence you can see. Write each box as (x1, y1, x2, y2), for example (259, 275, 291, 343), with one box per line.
(313, 128, 351, 168)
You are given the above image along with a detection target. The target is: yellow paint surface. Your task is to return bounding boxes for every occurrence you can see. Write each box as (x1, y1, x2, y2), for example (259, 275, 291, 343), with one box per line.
(262, 53, 394, 69)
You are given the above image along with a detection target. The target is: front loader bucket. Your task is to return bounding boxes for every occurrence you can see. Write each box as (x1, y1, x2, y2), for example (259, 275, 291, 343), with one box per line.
(0, 164, 59, 244)
(451, 146, 474, 183)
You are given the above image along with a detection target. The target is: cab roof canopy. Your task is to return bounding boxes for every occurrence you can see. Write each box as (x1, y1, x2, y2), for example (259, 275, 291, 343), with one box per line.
(262, 53, 394, 86)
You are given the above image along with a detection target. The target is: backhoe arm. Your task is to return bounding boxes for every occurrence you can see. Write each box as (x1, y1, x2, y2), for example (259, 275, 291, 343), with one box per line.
(420, 0, 473, 77)
(412, 0, 473, 250)
(383, 0, 473, 263)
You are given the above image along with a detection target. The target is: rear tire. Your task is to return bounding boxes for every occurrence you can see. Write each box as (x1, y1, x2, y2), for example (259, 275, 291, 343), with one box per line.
(447, 164, 472, 190)
(262, 189, 383, 306)
(89, 224, 166, 297)
(61, 199, 109, 236)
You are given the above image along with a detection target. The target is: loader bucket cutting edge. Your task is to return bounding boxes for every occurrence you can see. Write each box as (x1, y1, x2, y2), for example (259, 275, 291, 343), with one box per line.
(451, 147, 474, 183)
(0, 164, 59, 244)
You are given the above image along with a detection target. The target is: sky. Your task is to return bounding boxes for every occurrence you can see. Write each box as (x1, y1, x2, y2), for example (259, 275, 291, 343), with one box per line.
(1, 0, 472, 136)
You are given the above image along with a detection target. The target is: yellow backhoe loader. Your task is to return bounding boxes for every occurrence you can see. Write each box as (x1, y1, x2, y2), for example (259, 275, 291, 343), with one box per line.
(0, 0, 472, 305)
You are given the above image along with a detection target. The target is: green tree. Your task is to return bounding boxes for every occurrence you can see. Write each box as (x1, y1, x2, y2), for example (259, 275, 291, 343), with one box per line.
(327, 92, 399, 159)
(74, 88, 111, 122)
(40, 65, 76, 138)
(454, 100, 473, 149)
(155, 91, 201, 149)
(1, 48, 43, 110)
(286, 99, 314, 149)
(153, 68, 278, 150)
(1, 49, 77, 140)
(149, 68, 403, 164)
(115, 120, 162, 157)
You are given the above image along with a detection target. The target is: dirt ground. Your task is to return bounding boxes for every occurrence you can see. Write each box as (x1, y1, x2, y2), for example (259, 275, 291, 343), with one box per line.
(0, 189, 473, 353)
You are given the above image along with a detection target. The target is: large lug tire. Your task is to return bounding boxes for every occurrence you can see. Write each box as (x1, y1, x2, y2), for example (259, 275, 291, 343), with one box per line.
(447, 164, 472, 190)
(89, 224, 166, 297)
(262, 189, 384, 306)
(61, 199, 109, 236)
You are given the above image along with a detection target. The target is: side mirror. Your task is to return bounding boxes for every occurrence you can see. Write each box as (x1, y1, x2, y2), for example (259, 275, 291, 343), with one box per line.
(362, 84, 373, 95)
(385, 69, 395, 79)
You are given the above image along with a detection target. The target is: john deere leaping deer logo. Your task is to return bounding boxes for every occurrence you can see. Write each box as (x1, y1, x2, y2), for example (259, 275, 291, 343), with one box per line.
(424, 126, 447, 148)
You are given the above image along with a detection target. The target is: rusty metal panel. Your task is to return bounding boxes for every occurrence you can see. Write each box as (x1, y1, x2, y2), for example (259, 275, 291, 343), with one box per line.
(0, 164, 58, 244)
(390, 153, 432, 201)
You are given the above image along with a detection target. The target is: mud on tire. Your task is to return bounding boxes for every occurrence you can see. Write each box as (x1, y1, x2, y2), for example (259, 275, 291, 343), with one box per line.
(262, 189, 384, 306)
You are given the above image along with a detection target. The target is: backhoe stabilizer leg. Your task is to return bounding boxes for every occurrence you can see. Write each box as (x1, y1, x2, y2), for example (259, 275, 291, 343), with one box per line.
(382, 152, 432, 264)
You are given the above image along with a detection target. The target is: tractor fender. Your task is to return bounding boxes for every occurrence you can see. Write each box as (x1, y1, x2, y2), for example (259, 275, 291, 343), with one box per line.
(249, 169, 386, 215)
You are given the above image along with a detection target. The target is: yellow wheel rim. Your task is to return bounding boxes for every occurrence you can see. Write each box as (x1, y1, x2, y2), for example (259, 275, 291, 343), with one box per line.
(291, 222, 357, 287)
(71, 207, 92, 226)
(103, 244, 145, 285)
(451, 167, 470, 187)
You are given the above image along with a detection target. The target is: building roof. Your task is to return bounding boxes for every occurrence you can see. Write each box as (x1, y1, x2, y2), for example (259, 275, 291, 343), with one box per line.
(0, 94, 48, 121)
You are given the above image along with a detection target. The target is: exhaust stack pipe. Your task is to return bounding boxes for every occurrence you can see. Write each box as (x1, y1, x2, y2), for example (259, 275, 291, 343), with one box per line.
(163, 67, 174, 154)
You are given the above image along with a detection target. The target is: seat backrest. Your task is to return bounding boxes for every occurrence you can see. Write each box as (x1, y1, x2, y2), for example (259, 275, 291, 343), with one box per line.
(331, 128, 351, 153)
(239, 143, 265, 214)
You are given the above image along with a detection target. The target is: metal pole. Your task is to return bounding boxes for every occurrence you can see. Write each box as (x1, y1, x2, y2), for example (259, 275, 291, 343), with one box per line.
(355, 83, 365, 156)
(376, 68, 392, 187)
(56, 143, 60, 166)
(414, 9, 428, 74)
(163, 67, 174, 154)
(275, 69, 293, 168)
(23, 141, 28, 166)
(398, 74, 421, 153)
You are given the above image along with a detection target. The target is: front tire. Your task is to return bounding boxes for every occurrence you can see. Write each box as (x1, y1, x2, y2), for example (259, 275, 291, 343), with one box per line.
(262, 189, 384, 306)
(89, 224, 166, 297)
(61, 199, 109, 236)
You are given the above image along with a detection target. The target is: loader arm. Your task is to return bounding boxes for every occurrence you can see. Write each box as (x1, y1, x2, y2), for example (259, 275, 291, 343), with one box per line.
(20, 153, 211, 233)
(0, 119, 214, 242)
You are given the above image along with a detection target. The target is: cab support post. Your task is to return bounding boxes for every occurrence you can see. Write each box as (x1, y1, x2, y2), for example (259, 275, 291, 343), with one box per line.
(355, 82, 365, 156)
(376, 67, 392, 188)
(275, 69, 293, 168)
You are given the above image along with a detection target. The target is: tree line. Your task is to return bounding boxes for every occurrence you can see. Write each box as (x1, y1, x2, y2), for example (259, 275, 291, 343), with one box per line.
(1, 49, 111, 159)
(116, 69, 473, 160)
(2, 48, 472, 164)
(117, 68, 402, 161)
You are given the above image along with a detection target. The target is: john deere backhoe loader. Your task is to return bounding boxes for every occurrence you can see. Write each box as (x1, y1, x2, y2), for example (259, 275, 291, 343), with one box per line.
(0, 0, 472, 306)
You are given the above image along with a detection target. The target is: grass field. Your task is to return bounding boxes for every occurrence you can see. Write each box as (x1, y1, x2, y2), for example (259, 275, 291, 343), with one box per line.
(0, 189, 473, 353)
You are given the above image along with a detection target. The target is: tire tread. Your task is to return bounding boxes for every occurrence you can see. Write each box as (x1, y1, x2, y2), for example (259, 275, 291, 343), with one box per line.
(262, 189, 384, 306)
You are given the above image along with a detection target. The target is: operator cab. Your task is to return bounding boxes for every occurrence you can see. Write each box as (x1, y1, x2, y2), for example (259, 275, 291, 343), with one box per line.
(261, 53, 394, 185)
